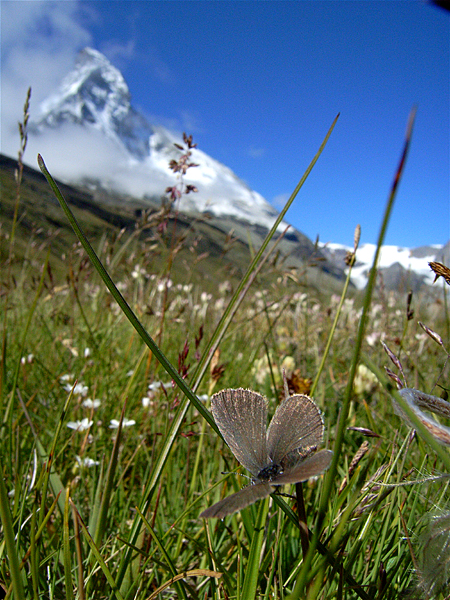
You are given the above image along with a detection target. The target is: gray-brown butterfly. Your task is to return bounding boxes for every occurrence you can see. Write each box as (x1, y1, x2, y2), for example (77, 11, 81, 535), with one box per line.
(200, 388, 332, 519)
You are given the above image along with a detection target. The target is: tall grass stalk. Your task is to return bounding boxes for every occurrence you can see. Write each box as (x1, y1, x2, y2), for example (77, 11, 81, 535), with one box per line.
(36, 115, 337, 596)
(288, 107, 417, 599)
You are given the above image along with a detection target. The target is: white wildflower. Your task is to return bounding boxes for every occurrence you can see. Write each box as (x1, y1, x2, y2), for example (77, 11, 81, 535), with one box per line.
(67, 418, 93, 432)
(75, 456, 99, 468)
(82, 398, 101, 409)
(109, 418, 136, 429)
(64, 382, 89, 396)
(354, 364, 378, 396)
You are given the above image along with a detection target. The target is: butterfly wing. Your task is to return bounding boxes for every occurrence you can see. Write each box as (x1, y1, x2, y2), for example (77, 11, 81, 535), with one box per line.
(272, 449, 333, 484)
(211, 388, 269, 476)
(200, 481, 273, 519)
(267, 394, 324, 464)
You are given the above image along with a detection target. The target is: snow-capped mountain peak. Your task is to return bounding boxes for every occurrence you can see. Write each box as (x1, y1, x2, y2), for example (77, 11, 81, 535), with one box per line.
(35, 47, 153, 160)
(30, 47, 286, 232)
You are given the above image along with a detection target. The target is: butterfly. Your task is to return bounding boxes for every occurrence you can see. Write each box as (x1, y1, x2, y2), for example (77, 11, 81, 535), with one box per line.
(200, 388, 332, 519)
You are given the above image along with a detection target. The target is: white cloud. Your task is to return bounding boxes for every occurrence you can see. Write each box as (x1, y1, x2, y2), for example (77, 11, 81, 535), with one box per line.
(29, 123, 173, 198)
(248, 146, 265, 158)
(0, 0, 177, 199)
(179, 109, 204, 134)
(99, 39, 136, 70)
(272, 192, 290, 209)
(1, 1, 93, 155)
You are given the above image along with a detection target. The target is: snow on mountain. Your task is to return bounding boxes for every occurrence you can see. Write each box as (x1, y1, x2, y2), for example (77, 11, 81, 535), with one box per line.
(27, 48, 448, 292)
(35, 48, 153, 160)
(30, 47, 283, 232)
(320, 241, 450, 291)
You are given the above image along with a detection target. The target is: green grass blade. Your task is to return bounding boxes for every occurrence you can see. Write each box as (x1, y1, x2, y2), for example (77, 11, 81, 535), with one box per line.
(63, 488, 74, 600)
(0, 467, 26, 599)
(135, 507, 190, 600)
(190, 114, 340, 390)
(37, 153, 217, 431)
(241, 499, 270, 599)
(287, 108, 417, 600)
(72, 500, 125, 600)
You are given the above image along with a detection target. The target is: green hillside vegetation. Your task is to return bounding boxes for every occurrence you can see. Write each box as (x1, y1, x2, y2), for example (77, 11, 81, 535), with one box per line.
(1, 153, 272, 291)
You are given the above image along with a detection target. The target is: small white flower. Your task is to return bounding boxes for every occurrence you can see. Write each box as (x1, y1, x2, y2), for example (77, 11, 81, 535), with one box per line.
(142, 396, 151, 408)
(82, 398, 101, 409)
(64, 382, 89, 396)
(84, 348, 91, 358)
(109, 418, 136, 429)
(218, 281, 231, 295)
(354, 364, 378, 396)
(214, 298, 226, 311)
(75, 455, 99, 468)
(67, 418, 93, 432)
(281, 356, 295, 378)
(60, 373, 74, 383)
(21, 353, 34, 365)
(157, 278, 172, 292)
(131, 264, 146, 279)
(366, 332, 380, 347)
(148, 381, 162, 391)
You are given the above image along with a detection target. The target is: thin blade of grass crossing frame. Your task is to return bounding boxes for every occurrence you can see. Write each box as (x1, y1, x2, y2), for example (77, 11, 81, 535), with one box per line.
(287, 108, 418, 600)
(190, 114, 340, 393)
(71, 499, 126, 600)
(241, 495, 271, 599)
(135, 507, 190, 600)
(37, 154, 216, 430)
(0, 466, 26, 599)
(64, 487, 75, 600)
(119, 117, 339, 589)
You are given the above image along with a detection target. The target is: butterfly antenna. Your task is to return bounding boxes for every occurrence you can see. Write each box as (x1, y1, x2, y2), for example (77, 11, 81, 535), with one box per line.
(220, 470, 252, 481)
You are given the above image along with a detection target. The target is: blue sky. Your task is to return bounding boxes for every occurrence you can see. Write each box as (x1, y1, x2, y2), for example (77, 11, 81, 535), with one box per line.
(1, 1, 449, 248)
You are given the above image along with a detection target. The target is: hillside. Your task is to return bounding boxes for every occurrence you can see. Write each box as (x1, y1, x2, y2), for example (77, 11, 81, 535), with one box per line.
(1, 153, 347, 295)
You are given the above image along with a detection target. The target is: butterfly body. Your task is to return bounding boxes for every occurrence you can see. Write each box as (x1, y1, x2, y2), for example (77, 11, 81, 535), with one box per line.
(257, 463, 283, 481)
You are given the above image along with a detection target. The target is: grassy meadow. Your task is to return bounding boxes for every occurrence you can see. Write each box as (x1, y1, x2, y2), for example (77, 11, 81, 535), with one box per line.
(1, 106, 450, 599)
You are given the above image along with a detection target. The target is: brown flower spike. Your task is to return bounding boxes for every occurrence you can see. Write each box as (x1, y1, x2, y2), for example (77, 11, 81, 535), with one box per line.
(429, 262, 450, 286)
